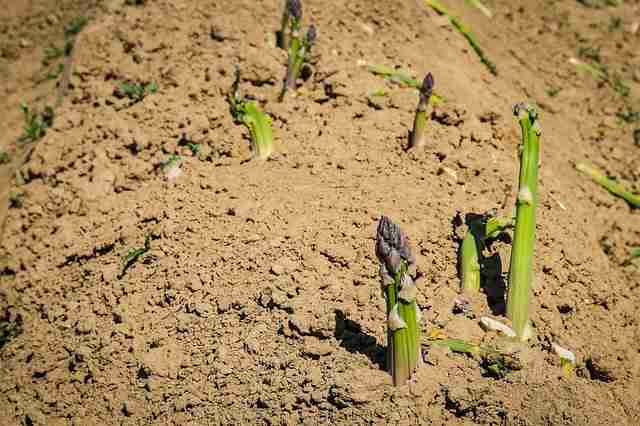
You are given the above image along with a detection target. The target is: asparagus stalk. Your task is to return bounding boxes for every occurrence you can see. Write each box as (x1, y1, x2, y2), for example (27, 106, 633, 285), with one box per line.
(376, 216, 421, 386)
(410, 73, 434, 149)
(277, 0, 294, 50)
(228, 68, 274, 160)
(280, 1, 315, 100)
(575, 163, 640, 208)
(506, 103, 541, 341)
(460, 230, 481, 292)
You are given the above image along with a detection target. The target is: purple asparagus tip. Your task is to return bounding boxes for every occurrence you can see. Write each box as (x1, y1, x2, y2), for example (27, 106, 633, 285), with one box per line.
(288, 0, 302, 22)
(376, 216, 415, 274)
(422, 73, 434, 97)
(306, 24, 317, 45)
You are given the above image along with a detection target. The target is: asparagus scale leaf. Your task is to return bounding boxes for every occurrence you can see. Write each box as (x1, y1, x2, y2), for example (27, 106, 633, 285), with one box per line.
(410, 73, 434, 149)
(506, 103, 541, 341)
(376, 216, 421, 386)
(228, 68, 274, 160)
(575, 163, 640, 208)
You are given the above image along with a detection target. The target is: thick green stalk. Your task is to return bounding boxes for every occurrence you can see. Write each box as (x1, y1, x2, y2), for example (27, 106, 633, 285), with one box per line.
(575, 163, 640, 208)
(506, 103, 541, 341)
(460, 231, 480, 292)
(376, 216, 421, 386)
(242, 102, 274, 160)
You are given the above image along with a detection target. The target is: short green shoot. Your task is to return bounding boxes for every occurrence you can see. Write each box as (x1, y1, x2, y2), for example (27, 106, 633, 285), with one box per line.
(576, 163, 640, 208)
(228, 68, 274, 160)
(19, 103, 54, 143)
(376, 216, 421, 386)
(280, 2, 316, 101)
(410, 73, 434, 149)
(120, 234, 152, 278)
(0, 151, 10, 165)
(426, 0, 498, 76)
(459, 211, 513, 293)
(506, 103, 541, 341)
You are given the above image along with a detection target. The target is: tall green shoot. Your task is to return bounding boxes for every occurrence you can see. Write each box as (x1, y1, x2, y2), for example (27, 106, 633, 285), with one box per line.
(410, 73, 434, 149)
(506, 103, 541, 341)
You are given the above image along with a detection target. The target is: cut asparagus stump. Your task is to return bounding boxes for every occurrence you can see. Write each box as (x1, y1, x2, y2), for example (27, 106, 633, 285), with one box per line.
(506, 103, 541, 341)
(376, 216, 421, 385)
(410, 73, 434, 149)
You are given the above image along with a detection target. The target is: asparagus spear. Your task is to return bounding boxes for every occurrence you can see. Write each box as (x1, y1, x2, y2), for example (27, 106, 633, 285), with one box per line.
(280, 1, 315, 100)
(460, 230, 481, 292)
(410, 73, 434, 149)
(575, 163, 640, 208)
(228, 68, 274, 160)
(376, 216, 421, 385)
(506, 103, 541, 341)
(277, 0, 297, 50)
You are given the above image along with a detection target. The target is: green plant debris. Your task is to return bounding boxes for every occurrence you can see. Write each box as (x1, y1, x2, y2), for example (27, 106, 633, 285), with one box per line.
(577, 0, 623, 8)
(507, 103, 541, 341)
(485, 215, 514, 240)
(0, 151, 10, 164)
(42, 46, 65, 66)
(569, 57, 630, 98)
(368, 89, 388, 97)
(376, 216, 422, 386)
(0, 309, 23, 350)
(228, 68, 274, 160)
(120, 234, 152, 279)
(546, 87, 562, 98)
(623, 248, 640, 266)
(576, 163, 640, 208)
(427, 337, 522, 378)
(160, 154, 182, 169)
(117, 81, 158, 102)
(465, 0, 493, 18)
(64, 16, 88, 38)
(366, 63, 443, 103)
(426, 0, 498, 76)
(19, 103, 54, 143)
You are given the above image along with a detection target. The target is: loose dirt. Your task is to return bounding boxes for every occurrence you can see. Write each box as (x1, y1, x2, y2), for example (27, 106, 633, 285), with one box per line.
(1, 0, 639, 425)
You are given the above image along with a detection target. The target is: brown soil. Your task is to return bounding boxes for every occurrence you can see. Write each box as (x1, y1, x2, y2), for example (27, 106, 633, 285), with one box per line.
(1, 0, 639, 424)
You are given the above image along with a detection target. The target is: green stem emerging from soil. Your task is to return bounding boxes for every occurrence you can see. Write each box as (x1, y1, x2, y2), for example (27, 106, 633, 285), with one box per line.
(376, 216, 421, 386)
(506, 103, 541, 341)
(410, 73, 434, 149)
(575, 163, 640, 208)
(460, 230, 481, 292)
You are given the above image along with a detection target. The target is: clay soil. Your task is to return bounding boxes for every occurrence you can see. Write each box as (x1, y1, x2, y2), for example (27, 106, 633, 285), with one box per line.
(1, 0, 639, 424)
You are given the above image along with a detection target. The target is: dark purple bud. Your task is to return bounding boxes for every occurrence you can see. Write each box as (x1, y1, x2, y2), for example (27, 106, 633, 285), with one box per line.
(376, 216, 414, 273)
(306, 24, 317, 45)
(287, 0, 302, 22)
(419, 72, 434, 104)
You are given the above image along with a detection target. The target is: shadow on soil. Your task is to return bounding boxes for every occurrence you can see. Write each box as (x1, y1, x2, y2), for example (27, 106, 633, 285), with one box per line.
(334, 310, 386, 371)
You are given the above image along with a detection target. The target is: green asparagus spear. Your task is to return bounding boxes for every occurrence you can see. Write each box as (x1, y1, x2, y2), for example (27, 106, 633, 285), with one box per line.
(460, 230, 481, 292)
(376, 216, 421, 385)
(280, 1, 315, 100)
(506, 103, 541, 341)
(575, 163, 640, 208)
(410, 73, 434, 149)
